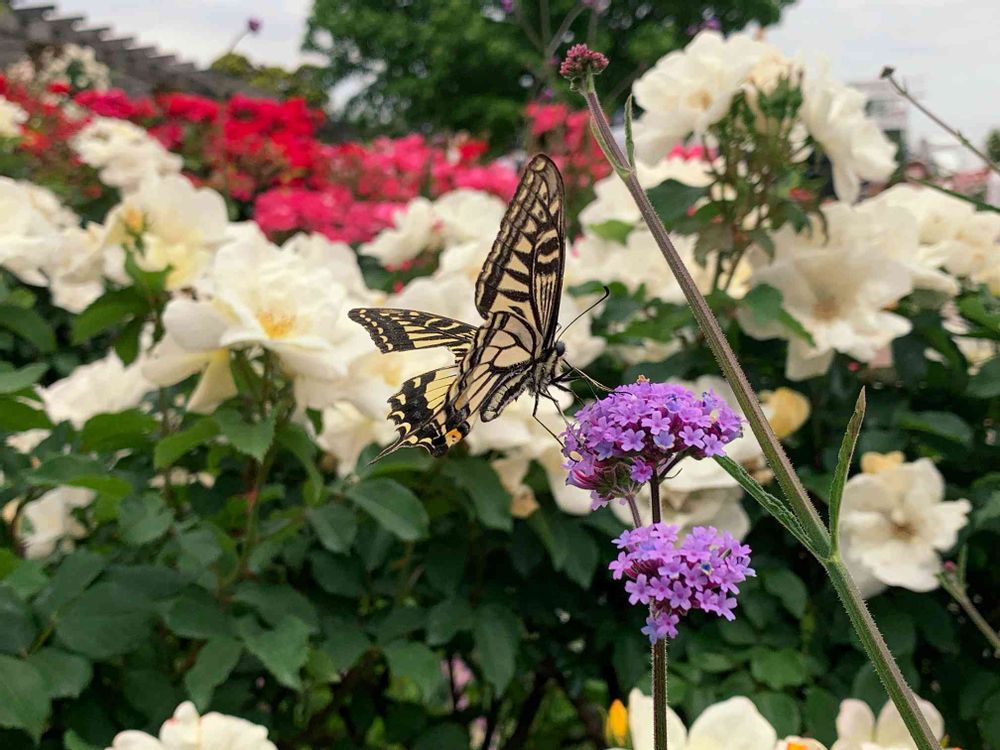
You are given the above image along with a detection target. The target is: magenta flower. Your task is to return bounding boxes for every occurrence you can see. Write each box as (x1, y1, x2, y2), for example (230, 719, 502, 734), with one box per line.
(612, 523, 754, 642)
(560, 378, 742, 510)
(247, 17, 262, 33)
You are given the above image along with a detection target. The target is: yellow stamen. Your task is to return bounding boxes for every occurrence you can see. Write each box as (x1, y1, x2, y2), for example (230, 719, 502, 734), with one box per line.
(860, 450, 905, 475)
(257, 310, 296, 339)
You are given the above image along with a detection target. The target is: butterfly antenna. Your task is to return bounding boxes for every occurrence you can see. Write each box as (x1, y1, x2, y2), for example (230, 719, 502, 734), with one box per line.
(564, 363, 612, 393)
(557, 286, 610, 341)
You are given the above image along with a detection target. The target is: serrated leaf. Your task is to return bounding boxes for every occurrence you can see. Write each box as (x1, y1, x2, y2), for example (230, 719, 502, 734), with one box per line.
(154, 418, 220, 469)
(0, 654, 50, 741)
(384, 641, 445, 701)
(346, 478, 429, 541)
(443, 459, 512, 531)
(896, 410, 973, 446)
(307, 503, 357, 553)
(473, 604, 520, 693)
(0, 396, 51, 431)
(54, 583, 153, 659)
(214, 409, 276, 461)
(184, 638, 241, 711)
(646, 179, 707, 225)
(232, 582, 318, 632)
(829, 389, 865, 554)
(588, 219, 633, 244)
(27, 648, 91, 699)
(239, 616, 310, 690)
(0, 363, 47, 394)
(118, 494, 173, 546)
(71, 289, 148, 344)
(33, 550, 106, 621)
(0, 305, 56, 352)
(163, 591, 232, 640)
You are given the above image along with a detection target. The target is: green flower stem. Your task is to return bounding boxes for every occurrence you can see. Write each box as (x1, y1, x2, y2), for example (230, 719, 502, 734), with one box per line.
(649, 473, 668, 750)
(941, 573, 1000, 657)
(579, 71, 938, 750)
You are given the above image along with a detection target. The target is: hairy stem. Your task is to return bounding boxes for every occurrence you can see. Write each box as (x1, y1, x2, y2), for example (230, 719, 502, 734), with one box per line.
(652, 639, 668, 750)
(941, 575, 1000, 657)
(579, 70, 938, 750)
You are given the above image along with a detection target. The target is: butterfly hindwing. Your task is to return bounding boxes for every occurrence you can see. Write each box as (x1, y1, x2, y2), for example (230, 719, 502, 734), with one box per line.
(348, 308, 476, 361)
(377, 366, 469, 459)
(475, 154, 565, 346)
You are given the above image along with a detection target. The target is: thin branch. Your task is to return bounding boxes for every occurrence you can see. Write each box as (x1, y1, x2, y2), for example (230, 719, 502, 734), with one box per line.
(881, 66, 1000, 177)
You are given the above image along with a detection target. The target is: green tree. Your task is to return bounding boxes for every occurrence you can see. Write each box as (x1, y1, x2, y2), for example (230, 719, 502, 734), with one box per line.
(305, 0, 795, 146)
(986, 127, 1000, 164)
(209, 52, 329, 108)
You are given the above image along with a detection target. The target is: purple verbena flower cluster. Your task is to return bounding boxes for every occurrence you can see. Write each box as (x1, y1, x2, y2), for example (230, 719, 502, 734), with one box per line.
(560, 379, 742, 510)
(610, 524, 754, 642)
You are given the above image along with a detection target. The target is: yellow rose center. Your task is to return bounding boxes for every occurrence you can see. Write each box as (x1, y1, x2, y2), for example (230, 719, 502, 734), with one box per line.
(686, 89, 713, 111)
(813, 296, 840, 321)
(257, 310, 296, 339)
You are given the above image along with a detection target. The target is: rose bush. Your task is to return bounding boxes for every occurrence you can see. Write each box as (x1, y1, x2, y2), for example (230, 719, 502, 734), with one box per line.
(0, 34, 997, 750)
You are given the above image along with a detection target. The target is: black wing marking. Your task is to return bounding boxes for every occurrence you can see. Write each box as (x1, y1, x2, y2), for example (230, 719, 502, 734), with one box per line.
(475, 154, 566, 349)
(376, 366, 469, 460)
(349, 308, 477, 362)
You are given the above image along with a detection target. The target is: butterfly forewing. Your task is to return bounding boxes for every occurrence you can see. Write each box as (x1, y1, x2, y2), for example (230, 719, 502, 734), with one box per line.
(348, 308, 477, 361)
(475, 154, 565, 348)
(350, 154, 568, 461)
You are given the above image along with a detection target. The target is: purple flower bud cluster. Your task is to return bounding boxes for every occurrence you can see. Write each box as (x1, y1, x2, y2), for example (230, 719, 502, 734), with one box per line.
(610, 524, 754, 642)
(559, 44, 609, 85)
(560, 379, 742, 510)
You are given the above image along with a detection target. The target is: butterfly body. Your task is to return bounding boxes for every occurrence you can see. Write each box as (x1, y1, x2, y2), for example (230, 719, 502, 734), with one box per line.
(349, 155, 567, 460)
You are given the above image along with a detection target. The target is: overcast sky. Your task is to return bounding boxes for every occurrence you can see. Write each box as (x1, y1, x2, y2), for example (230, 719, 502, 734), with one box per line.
(47, 0, 1000, 153)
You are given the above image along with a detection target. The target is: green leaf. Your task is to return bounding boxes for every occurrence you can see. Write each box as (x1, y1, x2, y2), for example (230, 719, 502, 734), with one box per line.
(214, 409, 276, 462)
(163, 591, 233, 640)
(276, 423, 323, 503)
(33, 550, 106, 621)
(320, 618, 370, 672)
(383, 641, 445, 701)
(426, 599, 473, 646)
(3, 561, 48, 600)
(624, 93, 636, 169)
(763, 569, 808, 619)
(0, 305, 56, 352)
(118, 494, 173, 546)
(896, 410, 973, 446)
(54, 583, 153, 659)
(0, 587, 35, 655)
(443, 459, 512, 531)
(646, 179, 707, 225)
(64, 729, 102, 750)
(741, 284, 814, 345)
(27, 648, 91, 699)
(232, 582, 318, 633)
(70, 289, 148, 344)
(752, 691, 801, 738)
(307, 503, 357, 553)
(804, 687, 840, 747)
(715, 456, 823, 556)
(414, 723, 470, 750)
(154, 418, 220, 469)
(829, 389, 865, 554)
(310, 551, 366, 598)
(0, 654, 50, 741)
(184, 637, 242, 711)
(346, 478, 429, 541)
(238, 616, 311, 690)
(27, 455, 104, 487)
(0, 363, 46, 394)
(65, 474, 132, 500)
(0, 396, 51, 431)
(473, 604, 520, 693)
(969, 356, 1000, 398)
(750, 648, 809, 689)
(588, 219, 633, 244)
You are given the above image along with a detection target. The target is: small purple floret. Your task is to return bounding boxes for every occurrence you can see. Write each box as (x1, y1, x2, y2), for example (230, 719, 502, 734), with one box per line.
(609, 523, 754, 642)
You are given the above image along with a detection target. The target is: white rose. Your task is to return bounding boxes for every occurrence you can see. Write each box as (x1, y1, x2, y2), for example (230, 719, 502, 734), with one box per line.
(106, 701, 276, 750)
(0, 95, 28, 138)
(72, 118, 182, 194)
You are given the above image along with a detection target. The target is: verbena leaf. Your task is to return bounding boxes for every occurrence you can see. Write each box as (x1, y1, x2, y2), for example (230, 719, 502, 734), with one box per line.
(0, 654, 50, 741)
(0, 363, 47, 394)
(184, 637, 242, 711)
(154, 417, 220, 469)
(214, 408, 276, 462)
(829, 389, 865, 555)
(472, 603, 520, 693)
(715, 456, 823, 556)
(443, 459, 512, 531)
(347, 478, 429, 541)
(624, 93, 636, 169)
